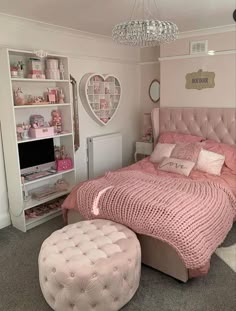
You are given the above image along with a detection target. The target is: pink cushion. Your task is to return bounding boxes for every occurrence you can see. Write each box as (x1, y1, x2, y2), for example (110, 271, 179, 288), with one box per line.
(158, 157, 195, 176)
(150, 143, 176, 163)
(171, 142, 202, 163)
(204, 140, 236, 172)
(196, 149, 225, 176)
(39, 220, 141, 311)
(158, 132, 204, 144)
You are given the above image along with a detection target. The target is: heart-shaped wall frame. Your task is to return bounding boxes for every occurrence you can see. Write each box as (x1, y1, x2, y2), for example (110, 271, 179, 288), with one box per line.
(79, 73, 121, 126)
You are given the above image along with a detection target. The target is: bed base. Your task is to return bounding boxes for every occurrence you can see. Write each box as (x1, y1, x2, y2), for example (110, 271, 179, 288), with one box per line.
(67, 209, 189, 282)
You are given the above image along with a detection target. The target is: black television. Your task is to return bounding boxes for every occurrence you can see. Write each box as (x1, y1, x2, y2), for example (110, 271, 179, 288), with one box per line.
(18, 138, 55, 172)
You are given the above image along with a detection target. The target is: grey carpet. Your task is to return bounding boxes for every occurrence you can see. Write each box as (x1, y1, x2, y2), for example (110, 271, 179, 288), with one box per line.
(0, 217, 235, 311)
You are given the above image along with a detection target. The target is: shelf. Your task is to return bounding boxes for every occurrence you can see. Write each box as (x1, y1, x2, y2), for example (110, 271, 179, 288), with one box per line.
(23, 168, 75, 186)
(1, 48, 75, 232)
(24, 189, 71, 211)
(14, 103, 71, 109)
(25, 209, 62, 230)
(11, 78, 69, 83)
(17, 132, 72, 144)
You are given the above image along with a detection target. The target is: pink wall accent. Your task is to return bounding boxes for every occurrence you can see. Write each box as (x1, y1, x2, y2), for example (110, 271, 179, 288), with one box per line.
(160, 31, 236, 108)
(161, 31, 236, 57)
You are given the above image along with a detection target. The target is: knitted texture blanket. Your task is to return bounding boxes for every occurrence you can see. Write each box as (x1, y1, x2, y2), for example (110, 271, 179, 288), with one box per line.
(74, 171, 236, 269)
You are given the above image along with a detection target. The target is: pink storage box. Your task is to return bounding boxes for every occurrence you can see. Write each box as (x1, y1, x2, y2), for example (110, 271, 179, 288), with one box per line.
(56, 158, 73, 171)
(29, 126, 54, 138)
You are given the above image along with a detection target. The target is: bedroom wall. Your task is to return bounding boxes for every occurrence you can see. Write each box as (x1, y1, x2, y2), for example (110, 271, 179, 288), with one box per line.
(0, 14, 143, 228)
(140, 47, 160, 113)
(160, 31, 236, 108)
(139, 47, 160, 138)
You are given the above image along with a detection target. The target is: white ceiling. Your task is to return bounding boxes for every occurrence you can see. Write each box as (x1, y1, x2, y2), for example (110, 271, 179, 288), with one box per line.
(0, 0, 235, 36)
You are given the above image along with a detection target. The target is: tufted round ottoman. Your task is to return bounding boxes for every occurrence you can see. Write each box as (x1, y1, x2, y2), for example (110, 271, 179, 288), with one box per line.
(38, 219, 141, 311)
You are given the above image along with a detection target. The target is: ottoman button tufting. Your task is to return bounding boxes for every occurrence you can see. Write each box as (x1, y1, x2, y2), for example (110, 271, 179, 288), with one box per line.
(39, 219, 141, 311)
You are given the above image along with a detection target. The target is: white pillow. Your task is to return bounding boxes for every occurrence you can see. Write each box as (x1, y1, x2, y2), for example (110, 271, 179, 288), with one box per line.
(150, 143, 176, 163)
(158, 157, 195, 176)
(196, 149, 225, 176)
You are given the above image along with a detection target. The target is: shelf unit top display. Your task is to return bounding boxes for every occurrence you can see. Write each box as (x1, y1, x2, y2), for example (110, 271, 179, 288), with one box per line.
(79, 73, 121, 126)
(0, 48, 76, 232)
(9, 49, 69, 81)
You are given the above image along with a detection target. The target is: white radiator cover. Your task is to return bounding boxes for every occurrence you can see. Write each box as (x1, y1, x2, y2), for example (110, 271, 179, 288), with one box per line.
(87, 133, 122, 179)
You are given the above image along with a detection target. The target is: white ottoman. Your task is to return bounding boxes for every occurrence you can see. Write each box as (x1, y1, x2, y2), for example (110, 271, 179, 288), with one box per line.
(38, 219, 141, 311)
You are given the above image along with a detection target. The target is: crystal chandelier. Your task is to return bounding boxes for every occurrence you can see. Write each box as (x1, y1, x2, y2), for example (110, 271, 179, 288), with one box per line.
(112, 0, 178, 47)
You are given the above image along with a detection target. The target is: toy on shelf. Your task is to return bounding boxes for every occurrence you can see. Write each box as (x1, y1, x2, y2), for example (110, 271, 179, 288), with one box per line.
(10, 65, 18, 78)
(14, 87, 65, 105)
(47, 88, 65, 104)
(59, 61, 65, 80)
(29, 114, 54, 138)
(54, 145, 61, 160)
(46, 59, 60, 80)
(27, 95, 48, 105)
(28, 58, 45, 79)
(54, 145, 73, 171)
(58, 89, 65, 103)
(30, 115, 45, 128)
(50, 109, 62, 133)
(47, 88, 57, 104)
(17, 61, 24, 78)
(14, 88, 25, 106)
(16, 123, 30, 140)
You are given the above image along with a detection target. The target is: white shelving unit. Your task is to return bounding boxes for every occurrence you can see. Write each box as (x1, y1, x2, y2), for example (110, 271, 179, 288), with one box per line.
(0, 48, 76, 232)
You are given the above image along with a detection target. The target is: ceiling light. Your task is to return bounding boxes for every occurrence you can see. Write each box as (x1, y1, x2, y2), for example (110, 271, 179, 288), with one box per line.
(112, 0, 178, 47)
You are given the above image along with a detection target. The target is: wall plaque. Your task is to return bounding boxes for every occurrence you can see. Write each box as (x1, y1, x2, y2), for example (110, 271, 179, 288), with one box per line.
(185, 69, 215, 90)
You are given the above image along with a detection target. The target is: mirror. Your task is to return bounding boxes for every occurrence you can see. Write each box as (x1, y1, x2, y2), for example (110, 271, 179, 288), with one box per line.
(149, 79, 160, 103)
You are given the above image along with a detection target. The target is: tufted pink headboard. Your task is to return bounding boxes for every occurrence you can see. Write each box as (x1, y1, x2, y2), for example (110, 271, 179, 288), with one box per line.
(151, 108, 236, 145)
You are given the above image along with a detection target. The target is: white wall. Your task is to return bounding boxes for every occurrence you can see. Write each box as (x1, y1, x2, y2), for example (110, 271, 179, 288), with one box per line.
(0, 14, 152, 228)
(139, 47, 160, 138)
(160, 31, 236, 108)
(0, 127, 10, 228)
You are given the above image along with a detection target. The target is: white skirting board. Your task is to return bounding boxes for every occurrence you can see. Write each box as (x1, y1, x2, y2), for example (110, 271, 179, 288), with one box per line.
(87, 133, 122, 179)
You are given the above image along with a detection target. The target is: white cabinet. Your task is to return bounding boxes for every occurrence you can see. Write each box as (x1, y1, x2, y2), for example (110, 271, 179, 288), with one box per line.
(0, 48, 76, 232)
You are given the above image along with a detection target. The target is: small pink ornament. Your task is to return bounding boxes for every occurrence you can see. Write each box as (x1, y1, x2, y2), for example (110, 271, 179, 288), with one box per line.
(14, 88, 25, 106)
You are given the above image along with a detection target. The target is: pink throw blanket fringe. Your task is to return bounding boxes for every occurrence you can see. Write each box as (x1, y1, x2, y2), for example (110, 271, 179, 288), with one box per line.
(62, 170, 236, 270)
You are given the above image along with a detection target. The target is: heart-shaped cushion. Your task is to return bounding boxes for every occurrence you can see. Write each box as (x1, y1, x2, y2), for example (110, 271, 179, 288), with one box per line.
(80, 73, 121, 126)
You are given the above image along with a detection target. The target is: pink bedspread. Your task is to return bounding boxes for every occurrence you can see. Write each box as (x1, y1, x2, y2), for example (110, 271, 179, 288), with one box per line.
(62, 158, 236, 275)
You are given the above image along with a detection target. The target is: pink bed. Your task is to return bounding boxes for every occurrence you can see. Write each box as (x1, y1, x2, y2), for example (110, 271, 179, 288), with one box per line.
(63, 107, 236, 282)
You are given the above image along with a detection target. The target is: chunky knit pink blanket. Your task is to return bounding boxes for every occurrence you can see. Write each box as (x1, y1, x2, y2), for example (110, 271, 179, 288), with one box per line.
(71, 170, 236, 270)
